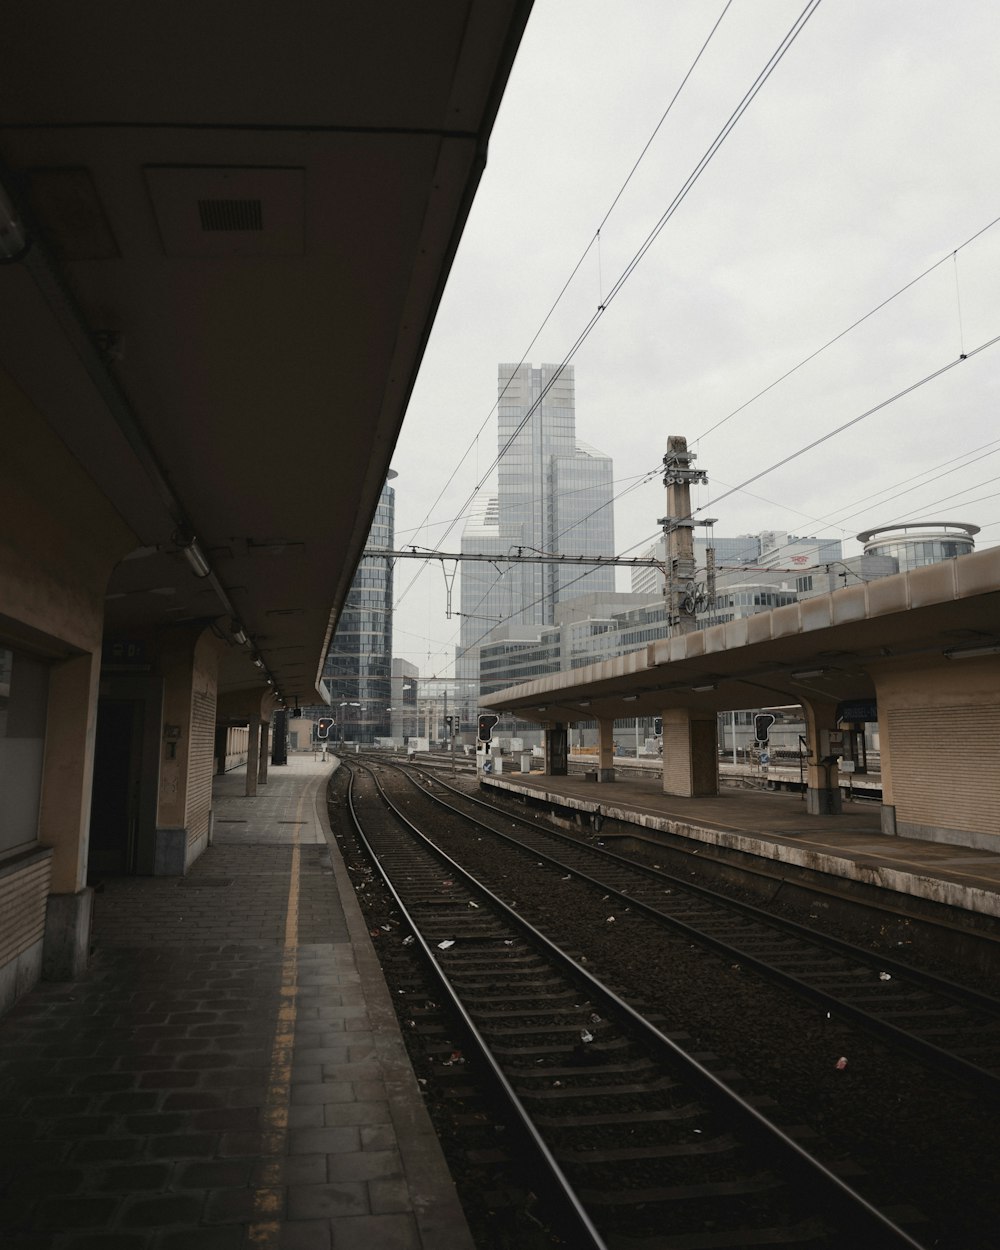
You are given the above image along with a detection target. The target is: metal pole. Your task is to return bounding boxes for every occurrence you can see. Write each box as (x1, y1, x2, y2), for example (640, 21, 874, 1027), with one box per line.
(635, 717, 640, 758)
(731, 711, 737, 766)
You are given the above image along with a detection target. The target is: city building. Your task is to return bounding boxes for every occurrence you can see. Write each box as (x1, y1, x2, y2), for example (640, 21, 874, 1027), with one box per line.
(630, 531, 844, 597)
(389, 658, 419, 743)
(857, 522, 979, 572)
(456, 363, 615, 701)
(322, 473, 396, 744)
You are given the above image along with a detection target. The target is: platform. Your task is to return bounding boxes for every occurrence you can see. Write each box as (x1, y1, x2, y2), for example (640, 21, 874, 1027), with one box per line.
(0, 756, 473, 1250)
(482, 771, 1000, 923)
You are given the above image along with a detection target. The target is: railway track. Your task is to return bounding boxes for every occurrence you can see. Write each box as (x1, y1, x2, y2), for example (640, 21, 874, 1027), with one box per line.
(383, 758, 1000, 1095)
(343, 759, 925, 1249)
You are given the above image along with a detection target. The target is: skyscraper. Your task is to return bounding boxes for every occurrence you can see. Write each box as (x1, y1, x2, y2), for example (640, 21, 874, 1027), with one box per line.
(457, 364, 615, 690)
(323, 473, 396, 743)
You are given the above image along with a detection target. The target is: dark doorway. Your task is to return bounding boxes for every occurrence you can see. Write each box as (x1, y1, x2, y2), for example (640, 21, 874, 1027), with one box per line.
(89, 683, 160, 878)
(89, 700, 144, 877)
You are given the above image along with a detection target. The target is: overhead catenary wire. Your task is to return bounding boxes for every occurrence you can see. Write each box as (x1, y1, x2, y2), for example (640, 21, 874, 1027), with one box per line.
(691, 212, 1000, 447)
(691, 331, 1000, 519)
(393, 0, 811, 614)
(398, 0, 735, 562)
(696, 435, 1000, 573)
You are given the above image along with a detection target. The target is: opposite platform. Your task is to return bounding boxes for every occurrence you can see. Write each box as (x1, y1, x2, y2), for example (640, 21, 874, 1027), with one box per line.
(0, 756, 473, 1250)
(483, 770, 1000, 923)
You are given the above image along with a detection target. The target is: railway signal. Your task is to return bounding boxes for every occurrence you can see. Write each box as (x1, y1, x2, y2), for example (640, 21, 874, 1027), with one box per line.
(317, 716, 334, 739)
(478, 713, 499, 743)
(754, 713, 775, 745)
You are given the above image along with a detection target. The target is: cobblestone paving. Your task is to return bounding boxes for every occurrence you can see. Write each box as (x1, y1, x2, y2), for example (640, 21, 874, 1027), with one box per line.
(0, 760, 469, 1250)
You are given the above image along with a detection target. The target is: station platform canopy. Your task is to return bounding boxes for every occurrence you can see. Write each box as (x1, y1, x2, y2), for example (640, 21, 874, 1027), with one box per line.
(482, 547, 1000, 723)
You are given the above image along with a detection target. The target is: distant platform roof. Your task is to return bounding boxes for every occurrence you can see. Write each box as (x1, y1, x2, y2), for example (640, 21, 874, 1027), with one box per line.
(482, 547, 1000, 722)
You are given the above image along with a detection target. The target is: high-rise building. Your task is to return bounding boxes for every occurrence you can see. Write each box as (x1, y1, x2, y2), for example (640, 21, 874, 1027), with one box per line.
(457, 363, 615, 693)
(323, 473, 396, 743)
(630, 531, 844, 598)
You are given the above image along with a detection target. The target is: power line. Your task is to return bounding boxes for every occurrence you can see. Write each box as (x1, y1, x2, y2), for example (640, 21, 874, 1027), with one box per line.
(394, 2, 817, 611)
(421, 2, 825, 652)
(393, 3, 735, 596)
(691, 212, 1000, 446)
(693, 331, 1000, 517)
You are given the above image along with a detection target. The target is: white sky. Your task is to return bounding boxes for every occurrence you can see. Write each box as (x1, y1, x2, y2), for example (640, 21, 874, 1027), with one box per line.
(389, 0, 1000, 679)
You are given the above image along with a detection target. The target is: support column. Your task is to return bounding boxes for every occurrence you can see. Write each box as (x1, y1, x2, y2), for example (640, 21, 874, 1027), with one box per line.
(258, 722, 270, 785)
(245, 722, 259, 797)
(661, 708, 718, 797)
(801, 698, 843, 815)
(596, 718, 616, 782)
(215, 724, 228, 775)
(543, 723, 568, 775)
(38, 650, 100, 980)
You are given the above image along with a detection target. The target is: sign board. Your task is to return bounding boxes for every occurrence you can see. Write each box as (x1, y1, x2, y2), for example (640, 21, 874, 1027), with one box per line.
(837, 699, 878, 723)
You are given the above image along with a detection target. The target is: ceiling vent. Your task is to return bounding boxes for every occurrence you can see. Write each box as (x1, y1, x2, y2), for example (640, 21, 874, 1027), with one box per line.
(198, 198, 263, 232)
(146, 166, 303, 257)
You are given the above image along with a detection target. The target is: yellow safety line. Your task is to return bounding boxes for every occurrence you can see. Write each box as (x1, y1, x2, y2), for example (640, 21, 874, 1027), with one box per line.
(247, 782, 310, 1246)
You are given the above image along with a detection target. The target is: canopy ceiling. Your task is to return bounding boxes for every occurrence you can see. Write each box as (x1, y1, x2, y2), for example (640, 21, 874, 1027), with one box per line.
(0, 1, 532, 703)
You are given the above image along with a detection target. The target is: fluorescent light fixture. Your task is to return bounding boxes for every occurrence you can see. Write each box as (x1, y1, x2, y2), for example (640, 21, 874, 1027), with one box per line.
(578, 700, 591, 707)
(537, 705, 548, 711)
(791, 668, 826, 680)
(231, 621, 249, 647)
(178, 536, 211, 579)
(692, 683, 716, 692)
(945, 643, 1000, 660)
(622, 695, 639, 702)
(0, 183, 29, 262)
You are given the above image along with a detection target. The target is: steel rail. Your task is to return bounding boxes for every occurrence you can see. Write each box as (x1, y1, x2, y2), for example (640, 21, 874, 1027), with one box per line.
(347, 760, 926, 1249)
(343, 763, 609, 1250)
(394, 760, 1000, 1096)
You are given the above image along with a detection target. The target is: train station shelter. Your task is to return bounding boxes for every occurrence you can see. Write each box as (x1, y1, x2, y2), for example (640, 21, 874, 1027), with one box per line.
(483, 546, 1000, 851)
(0, 3, 532, 1015)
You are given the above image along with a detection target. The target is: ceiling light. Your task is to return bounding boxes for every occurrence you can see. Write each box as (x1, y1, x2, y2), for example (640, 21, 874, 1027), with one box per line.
(578, 700, 591, 707)
(252, 656, 265, 669)
(692, 683, 717, 692)
(177, 535, 211, 579)
(622, 695, 638, 703)
(231, 621, 249, 647)
(791, 668, 827, 680)
(0, 182, 29, 262)
(944, 643, 1000, 660)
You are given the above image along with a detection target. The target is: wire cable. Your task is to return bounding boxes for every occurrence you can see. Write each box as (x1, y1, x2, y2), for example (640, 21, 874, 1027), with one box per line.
(691, 213, 1000, 446)
(693, 331, 1000, 517)
(395, 1, 815, 612)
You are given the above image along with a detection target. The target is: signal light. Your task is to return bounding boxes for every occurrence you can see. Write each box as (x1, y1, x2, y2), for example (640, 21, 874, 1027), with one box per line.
(317, 717, 334, 739)
(477, 713, 499, 743)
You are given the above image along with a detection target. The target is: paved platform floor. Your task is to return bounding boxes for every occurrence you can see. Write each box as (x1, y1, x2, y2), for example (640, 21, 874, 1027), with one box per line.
(484, 771, 1000, 921)
(0, 756, 474, 1250)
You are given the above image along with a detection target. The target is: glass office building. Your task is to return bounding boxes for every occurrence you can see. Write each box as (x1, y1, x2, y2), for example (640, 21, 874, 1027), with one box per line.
(457, 364, 615, 693)
(857, 522, 978, 573)
(323, 474, 395, 743)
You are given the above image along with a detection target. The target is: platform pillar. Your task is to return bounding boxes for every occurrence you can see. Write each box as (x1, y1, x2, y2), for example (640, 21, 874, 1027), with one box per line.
(245, 722, 259, 797)
(802, 699, 843, 815)
(258, 722, 270, 784)
(595, 718, 616, 782)
(543, 724, 568, 775)
(661, 708, 718, 797)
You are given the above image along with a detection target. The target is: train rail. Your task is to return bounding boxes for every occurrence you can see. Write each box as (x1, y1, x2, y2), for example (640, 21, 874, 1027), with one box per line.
(385, 758, 1000, 1096)
(342, 758, 926, 1249)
